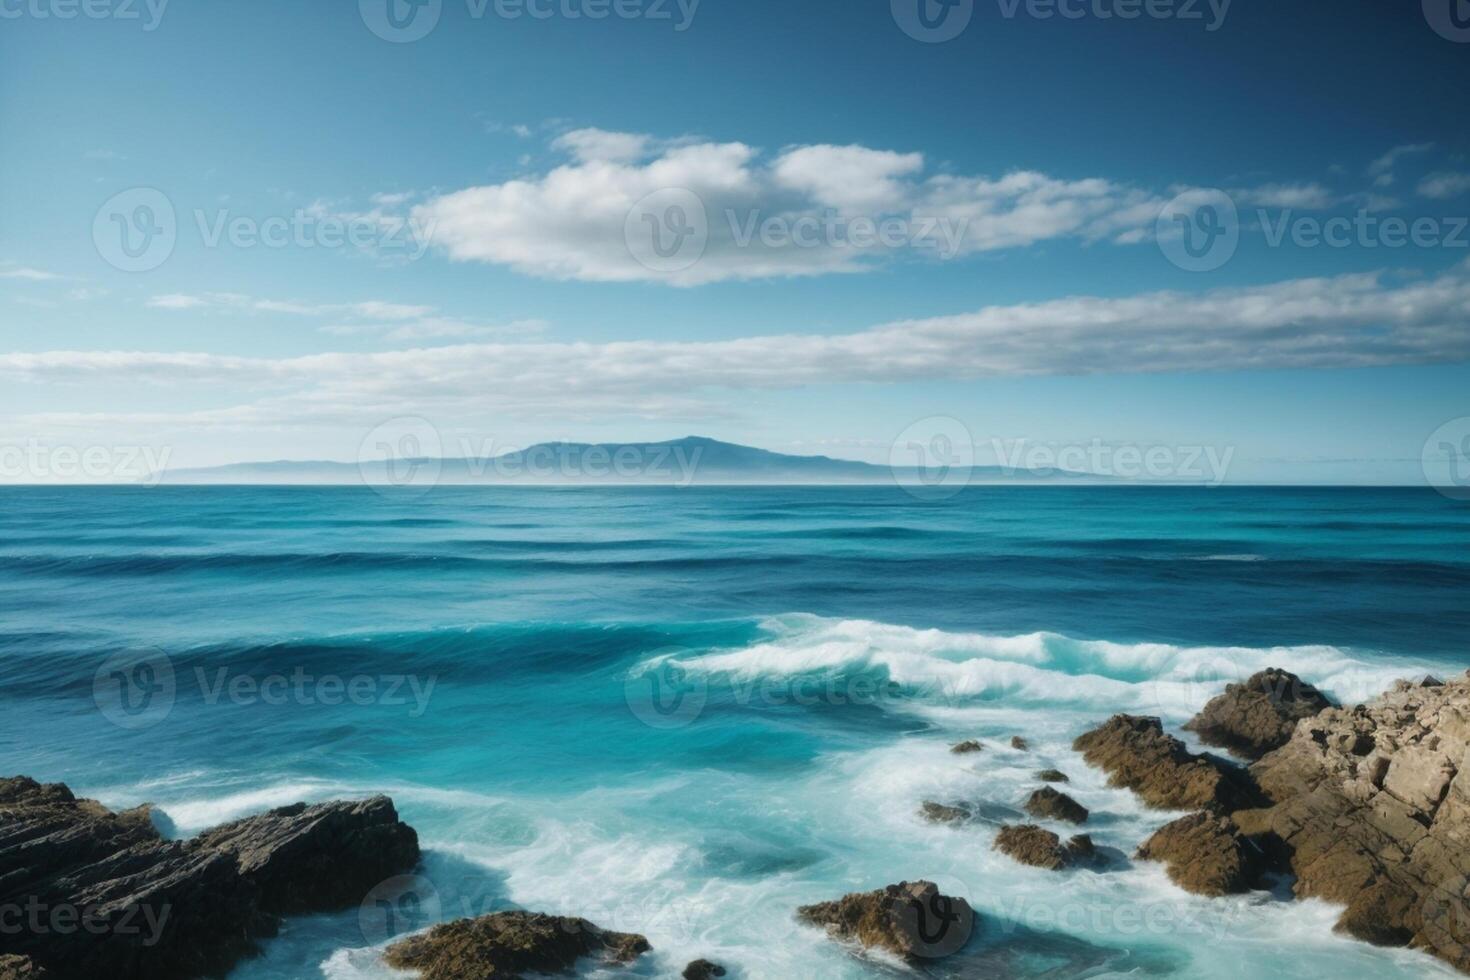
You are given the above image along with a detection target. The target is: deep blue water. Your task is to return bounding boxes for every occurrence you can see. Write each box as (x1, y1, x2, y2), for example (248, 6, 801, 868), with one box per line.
(1, 486, 1467, 979)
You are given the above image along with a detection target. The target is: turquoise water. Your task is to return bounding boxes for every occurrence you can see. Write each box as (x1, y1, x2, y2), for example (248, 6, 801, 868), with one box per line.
(2, 486, 1468, 979)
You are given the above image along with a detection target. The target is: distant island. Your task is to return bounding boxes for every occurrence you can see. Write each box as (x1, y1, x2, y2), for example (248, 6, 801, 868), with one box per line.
(154, 436, 1104, 486)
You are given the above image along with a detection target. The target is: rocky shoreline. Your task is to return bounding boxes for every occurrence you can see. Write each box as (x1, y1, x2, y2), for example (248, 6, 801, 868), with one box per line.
(7, 667, 1470, 977)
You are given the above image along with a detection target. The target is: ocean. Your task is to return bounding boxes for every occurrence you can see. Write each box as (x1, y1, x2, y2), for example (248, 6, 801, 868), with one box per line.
(2, 485, 1468, 979)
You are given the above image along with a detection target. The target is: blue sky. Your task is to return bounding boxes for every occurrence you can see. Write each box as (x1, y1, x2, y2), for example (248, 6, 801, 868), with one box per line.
(2, 0, 1469, 483)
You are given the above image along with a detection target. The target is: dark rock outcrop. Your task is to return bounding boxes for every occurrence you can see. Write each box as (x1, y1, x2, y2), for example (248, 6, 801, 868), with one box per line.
(1035, 769, 1069, 783)
(950, 740, 983, 755)
(383, 911, 649, 980)
(1134, 812, 1268, 896)
(1073, 715, 1261, 813)
(1230, 675, 1470, 971)
(796, 880, 975, 960)
(1023, 787, 1088, 824)
(1184, 668, 1333, 759)
(0, 776, 419, 980)
(192, 796, 418, 915)
(1010, 737, 1029, 751)
(992, 824, 1093, 871)
(683, 958, 727, 979)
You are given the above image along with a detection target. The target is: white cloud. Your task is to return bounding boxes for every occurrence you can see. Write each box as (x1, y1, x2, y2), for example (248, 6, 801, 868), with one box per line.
(1368, 142, 1434, 178)
(147, 292, 434, 320)
(410, 131, 1172, 285)
(1418, 172, 1470, 200)
(553, 128, 653, 164)
(0, 265, 62, 281)
(9, 262, 1470, 432)
(1236, 182, 1335, 209)
(147, 293, 209, 310)
(772, 145, 924, 212)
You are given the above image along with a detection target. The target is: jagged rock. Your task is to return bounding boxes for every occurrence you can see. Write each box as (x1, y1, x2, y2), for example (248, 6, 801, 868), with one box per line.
(1134, 813, 1268, 896)
(992, 824, 1092, 871)
(1237, 674, 1470, 972)
(919, 801, 972, 824)
(0, 956, 46, 979)
(796, 880, 975, 960)
(0, 776, 419, 980)
(950, 740, 983, 755)
(1184, 668, 1333, 759)
(683, 959, 727, 979)
(192, 796, 419, 915)
(383, 911, 649, 980)
(1023, 787, 1088, 824)
(1035, 769, 1069, 783)
(1073, 715, 1261, 813)
(1010, 737, 1029, 750)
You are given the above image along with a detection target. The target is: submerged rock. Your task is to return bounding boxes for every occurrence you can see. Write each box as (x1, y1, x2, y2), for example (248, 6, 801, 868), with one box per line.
(951, 740, 984, 755)
(683, 958, 727, 979)
(0, 775, 419, 980)
(1184, 668, 1333, 759)
(1073, 715, 1261, 813)
(1010, 736, 1029, 751)
(1134, 813, 1268, 896)
(1023, 787, 1089, 824)
(992, 824, 1093, 871)
(1035, 769, 1069, 783)
(796, 880, 975, 960)
(384, 911, 649, 980)
(919, 801, 972, 824)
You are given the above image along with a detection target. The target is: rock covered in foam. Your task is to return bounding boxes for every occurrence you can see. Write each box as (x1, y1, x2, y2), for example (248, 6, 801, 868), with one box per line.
(796, 880, 975, 960)
(682, 958, 727, 979)
(383, 911, 650, 980)
(1184, 668, 1333, 759)
(919, 801, 972, 824)
(950, 740, 983, 755)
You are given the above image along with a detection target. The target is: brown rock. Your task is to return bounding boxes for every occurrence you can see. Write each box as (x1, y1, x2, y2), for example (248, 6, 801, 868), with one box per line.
(1023, 787, 1088, 824)
(950, 740, 983, 755)
(1010, 737, 1029, 750)
(1072, 715, 1261, 813)
(1134, 812, 1268, 896)
(0, 957, 46, 979)
(682, 959, 727, 979)
(383, 911, 650, 980)
(1235, 675, 1470, 973)
(1184, 668, 1334, 759)
(992, 824, 1092, 871)
(796, 880, 975, 960)
(1035, 769, 1069, 783)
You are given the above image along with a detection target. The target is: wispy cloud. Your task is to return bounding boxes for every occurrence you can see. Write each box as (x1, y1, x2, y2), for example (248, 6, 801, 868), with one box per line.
(1418, 172, 1470, 200)
(10, 262, 1470, 431)
(1367, 142, 1435, 186)
(0, 264, 63, 281)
